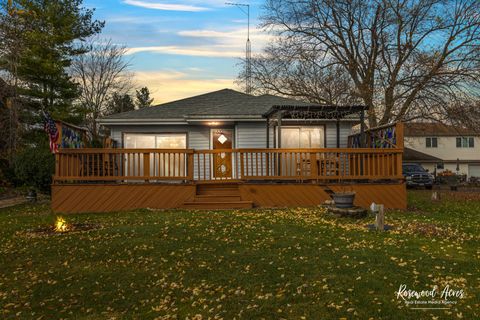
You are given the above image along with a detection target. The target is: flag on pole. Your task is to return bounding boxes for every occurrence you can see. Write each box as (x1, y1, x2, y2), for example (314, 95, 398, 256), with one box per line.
(43, 111, 59, 153)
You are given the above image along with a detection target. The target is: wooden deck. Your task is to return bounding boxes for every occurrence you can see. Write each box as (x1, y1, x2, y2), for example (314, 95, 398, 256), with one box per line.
(53, 147, 404, 183)
(51, 182, 406, 213)
(52, 123, 406, 212)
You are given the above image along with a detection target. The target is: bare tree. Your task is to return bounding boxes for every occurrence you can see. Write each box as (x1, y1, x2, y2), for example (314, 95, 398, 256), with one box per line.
(72, 38, 131, 139)
(240, 37, 361, 105)
(249, 0, 480, 127)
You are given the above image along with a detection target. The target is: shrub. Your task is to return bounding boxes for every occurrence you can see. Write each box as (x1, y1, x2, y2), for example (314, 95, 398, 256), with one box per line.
(14, 146, 55, 193)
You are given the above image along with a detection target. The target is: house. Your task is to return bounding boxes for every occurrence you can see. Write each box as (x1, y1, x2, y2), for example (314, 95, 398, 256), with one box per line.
(51, 89, 406, 212)
(99, 89, 357, 150)
(404, 123, 480, 178)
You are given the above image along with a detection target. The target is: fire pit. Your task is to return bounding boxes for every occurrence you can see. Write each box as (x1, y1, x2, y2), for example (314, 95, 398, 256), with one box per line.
(20, 217, 101, 237)
(324, 204, 368, 219)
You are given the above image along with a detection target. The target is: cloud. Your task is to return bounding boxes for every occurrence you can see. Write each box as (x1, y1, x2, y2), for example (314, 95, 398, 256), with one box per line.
(133, 70, 239, 103)
(126, 28, 272, 58)
(126, 45, 243, 58)
(123, 0, 209, 12)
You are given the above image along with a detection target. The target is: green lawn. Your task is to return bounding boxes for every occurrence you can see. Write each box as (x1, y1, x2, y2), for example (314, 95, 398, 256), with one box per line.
(1, 192, 479, 319)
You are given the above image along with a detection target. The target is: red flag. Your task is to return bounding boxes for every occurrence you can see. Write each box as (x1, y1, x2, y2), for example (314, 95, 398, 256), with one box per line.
(43, 112, 59, 153)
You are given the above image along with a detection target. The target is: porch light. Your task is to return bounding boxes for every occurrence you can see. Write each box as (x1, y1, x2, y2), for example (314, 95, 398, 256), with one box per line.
(207, 121, 220, 126)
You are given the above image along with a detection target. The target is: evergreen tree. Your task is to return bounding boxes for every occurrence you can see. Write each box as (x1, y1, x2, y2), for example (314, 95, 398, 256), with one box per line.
(1, 0, 104, 121)
(106, 93, 135, 115)
(135, 87, 153, 109)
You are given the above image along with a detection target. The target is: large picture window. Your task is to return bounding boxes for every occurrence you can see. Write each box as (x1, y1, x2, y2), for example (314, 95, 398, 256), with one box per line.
(280, 126, 325, 148)
(279, 126, 325, 176)
(124, 133, 187, 177)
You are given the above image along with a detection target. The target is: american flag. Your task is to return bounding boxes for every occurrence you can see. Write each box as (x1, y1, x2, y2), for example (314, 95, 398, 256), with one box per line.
(43, 111, 59, 153)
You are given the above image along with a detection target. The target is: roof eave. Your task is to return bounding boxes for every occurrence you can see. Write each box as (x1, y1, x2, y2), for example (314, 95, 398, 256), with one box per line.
(98, 118, 188, 125)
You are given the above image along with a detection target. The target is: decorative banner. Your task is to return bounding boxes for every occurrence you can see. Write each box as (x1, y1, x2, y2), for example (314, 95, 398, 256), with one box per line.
(349, 124, 398, 148)
(59, 123, 85, 149)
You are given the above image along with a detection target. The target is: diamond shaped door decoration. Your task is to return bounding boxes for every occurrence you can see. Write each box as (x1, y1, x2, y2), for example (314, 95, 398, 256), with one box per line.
(217, 134, 228, 144)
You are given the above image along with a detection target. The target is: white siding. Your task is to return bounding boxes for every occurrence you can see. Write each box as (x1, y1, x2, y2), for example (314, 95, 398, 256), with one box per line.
(236, 122, 272, 148)
(109, 125, 209, 149)
(325, 122, 352, 148)
(235, 121, 354, 149)
(405, 136, 480, 161)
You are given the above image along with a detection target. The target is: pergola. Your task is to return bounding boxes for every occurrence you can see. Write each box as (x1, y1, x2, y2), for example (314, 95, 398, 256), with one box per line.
(263, 105, 369, 148)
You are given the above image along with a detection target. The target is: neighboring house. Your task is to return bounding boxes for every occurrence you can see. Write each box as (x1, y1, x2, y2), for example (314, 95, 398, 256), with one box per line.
(51, 89, 407, 213)
(404, 123, 480, 178)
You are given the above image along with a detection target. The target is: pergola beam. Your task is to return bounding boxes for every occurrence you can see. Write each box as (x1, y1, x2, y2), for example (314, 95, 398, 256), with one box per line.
(263, 105, 368, 120)
(263, 104, 369, 150)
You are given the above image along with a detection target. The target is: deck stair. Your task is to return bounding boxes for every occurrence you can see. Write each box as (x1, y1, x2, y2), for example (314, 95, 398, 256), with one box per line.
(182, 184, 253, 209)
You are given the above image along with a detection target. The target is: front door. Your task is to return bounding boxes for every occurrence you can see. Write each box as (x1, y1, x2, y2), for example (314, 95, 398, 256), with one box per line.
(212, 129, 233, 178)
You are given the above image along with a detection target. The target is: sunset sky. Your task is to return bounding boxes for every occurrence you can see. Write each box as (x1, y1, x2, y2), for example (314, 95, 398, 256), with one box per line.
(83, 0, 268, 104)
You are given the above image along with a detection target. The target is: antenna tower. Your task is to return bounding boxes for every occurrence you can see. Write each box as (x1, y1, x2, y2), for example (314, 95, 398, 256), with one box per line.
(226, 2, 252, 94)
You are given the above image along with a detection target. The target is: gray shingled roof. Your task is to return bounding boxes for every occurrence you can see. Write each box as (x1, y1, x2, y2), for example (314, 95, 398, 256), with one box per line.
(101, 89, 313, 121)
(405, 122, 479, 136)
(403, 147, 442, 162)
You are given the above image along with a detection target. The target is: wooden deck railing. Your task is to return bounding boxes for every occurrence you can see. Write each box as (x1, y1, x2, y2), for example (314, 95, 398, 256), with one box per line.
(348, 122, 404, 148)
(54, 148, 404, 183)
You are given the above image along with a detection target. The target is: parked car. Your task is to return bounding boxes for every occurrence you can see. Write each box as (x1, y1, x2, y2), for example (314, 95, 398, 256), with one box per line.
(402, 163, 434, 189)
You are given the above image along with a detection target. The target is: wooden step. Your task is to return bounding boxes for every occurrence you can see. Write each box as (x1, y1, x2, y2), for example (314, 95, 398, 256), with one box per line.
(194, 195, 242, 202)
(196, 183, 239, 189)
(196, 184, 240, 196)
(196, 189, 240, 196)
(197, 184, 239, 191)
(181, 201, 253, 210)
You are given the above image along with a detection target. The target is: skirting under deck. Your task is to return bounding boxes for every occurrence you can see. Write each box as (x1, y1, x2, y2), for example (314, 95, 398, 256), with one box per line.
(52, 182, 406, 213)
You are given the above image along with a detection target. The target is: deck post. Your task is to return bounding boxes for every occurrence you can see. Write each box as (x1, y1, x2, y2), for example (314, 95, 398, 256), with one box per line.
(309, 151, 318, 181)
(360, 109, 365, 148)
(277, 111, 283, 176)
(54, 153, 60, 183)
(273, 125, 277, 176)
(273, 125, 276, 148)
(266, 118, 270, 175)
(336, 118, 340, 148)
(187, 151, 194, 182)
(266, 118, 270, 148)
(240, 151, 245, 180)
(277, 111, 282, 148)
(396, 122, 404, 148)
(359, 110, 365, 176)
(143, 152, 150, 182)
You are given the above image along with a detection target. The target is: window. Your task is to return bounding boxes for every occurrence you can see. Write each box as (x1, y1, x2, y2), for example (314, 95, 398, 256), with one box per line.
(426, 137, 437, 148)
(124, 133, 187, 177)
(280, 126, 325, 148)
(456, 137, 474, 148)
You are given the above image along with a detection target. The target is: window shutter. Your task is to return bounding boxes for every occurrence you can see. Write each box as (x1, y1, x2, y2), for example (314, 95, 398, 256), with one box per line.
(469, 137, 474, 148)
(456, 137, 461, 148)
